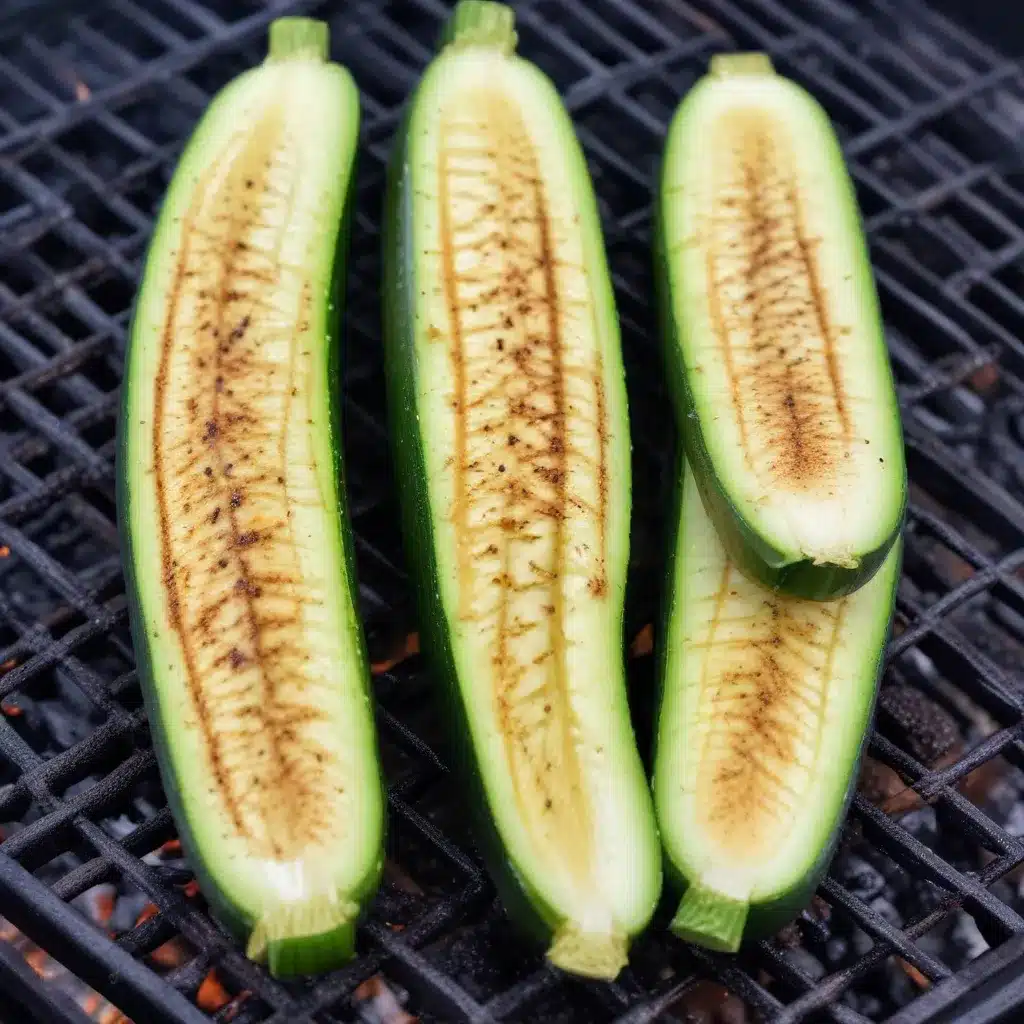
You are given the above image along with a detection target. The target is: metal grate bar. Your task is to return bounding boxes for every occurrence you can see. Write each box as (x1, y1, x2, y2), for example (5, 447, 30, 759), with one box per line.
(0, 0, 1018, 1022)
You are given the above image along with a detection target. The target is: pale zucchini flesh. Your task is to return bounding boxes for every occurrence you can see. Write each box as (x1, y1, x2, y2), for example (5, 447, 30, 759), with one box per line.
(118, 19, 383, 976)
(383, 1, 661, 980)
(657, 54, 906, 598)
(653, 462, 900, 951)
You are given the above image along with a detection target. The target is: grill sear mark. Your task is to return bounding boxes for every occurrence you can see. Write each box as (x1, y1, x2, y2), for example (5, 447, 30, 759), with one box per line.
(687, 563, 847, 860)
(151, 106, 341, 860)
(436, 92, 609, 880)
(704, 112, 852, 492)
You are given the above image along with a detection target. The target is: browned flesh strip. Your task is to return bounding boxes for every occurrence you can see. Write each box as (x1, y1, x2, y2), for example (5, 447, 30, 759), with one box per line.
(153, 107, 345, 860)
(436, 90, 609, 877)
(691, 564, 847, 860)
(704, 109, 854, 493)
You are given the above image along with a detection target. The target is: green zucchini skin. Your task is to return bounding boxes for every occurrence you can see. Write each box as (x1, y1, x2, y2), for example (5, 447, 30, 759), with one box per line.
(117, 19, 384, 977)
(654, 53, 906, 601)
(382, 0, 661, 981)
(651, 458, 900, 953)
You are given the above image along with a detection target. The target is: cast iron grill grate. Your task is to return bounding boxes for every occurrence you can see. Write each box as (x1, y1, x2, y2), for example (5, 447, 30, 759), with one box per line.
(0, 0, 1022, 1021)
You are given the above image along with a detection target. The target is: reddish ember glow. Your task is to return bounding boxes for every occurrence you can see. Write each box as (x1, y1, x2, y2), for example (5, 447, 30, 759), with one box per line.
(371, 632, 420, 674)
(629, 623, 653, 658)
(134, 903, 158, 927)
(95, 891, 116, 928)
(25, 947, 51, 977)
(98, 1010, 130, 1024)
(1, 701, 22, 716)
(353, 975, 418, 1023)
(197, 971, 231, 1012)
(0, 546, 9, 558)
(150, 937, 188, 968)
(897, 957, 931, 989)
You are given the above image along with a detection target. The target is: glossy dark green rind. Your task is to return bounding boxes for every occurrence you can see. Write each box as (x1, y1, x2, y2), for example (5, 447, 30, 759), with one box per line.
(117, 19, 384, 977)
(650, 458, 901, 953)
(381, 0, 660, 980)
(653, 53, 906, 601)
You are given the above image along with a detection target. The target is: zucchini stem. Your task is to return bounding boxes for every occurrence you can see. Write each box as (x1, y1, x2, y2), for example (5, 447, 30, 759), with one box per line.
(247, 885, 360, 977)
(670, 882, 748, 954)
(443, 0, 517, 54)
(709, 52, 775, 78)
(547, 922, 629, 981)
(267, 16, 329, 64)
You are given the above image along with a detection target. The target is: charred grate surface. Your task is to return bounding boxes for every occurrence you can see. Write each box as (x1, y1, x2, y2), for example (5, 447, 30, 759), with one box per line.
(0, 0, 1021, 1022)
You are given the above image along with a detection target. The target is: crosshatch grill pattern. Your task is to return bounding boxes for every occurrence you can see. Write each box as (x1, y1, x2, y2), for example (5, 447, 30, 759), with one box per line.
(0, 0, 1022, 1021)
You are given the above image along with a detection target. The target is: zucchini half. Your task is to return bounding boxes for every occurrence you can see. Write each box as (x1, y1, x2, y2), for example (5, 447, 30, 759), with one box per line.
(652, 461, 900, 952)
(117, 19, 385, 977)
(382, 1, 662, 980)
(655, 53, 906, 600)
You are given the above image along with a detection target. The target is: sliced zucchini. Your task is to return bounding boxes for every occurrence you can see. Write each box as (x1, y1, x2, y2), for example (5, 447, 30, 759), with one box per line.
(655, 53, 906, 599)
(382, 0, 661, 980)
(117, 18, 384, 977)
(652, 460, 900, 952)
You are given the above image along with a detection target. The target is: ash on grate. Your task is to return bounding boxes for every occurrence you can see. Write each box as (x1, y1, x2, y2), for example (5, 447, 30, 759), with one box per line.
(762, 680, 1024, 1017)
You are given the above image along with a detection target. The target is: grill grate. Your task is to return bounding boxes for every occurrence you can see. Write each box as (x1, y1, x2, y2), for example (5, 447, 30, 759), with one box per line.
(0, 0, 1022, 1021)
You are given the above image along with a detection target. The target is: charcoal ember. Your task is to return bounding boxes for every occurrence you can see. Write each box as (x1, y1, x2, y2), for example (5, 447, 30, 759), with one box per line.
(837, 855, 887, 902)
(352, 975, 416, 1024)
(879, 685, 963, 765)
(669, 980, 750, 1024)
(824, 937, 849, 966)
(846, 992, 884, 1018)
(869, 895, 903, 929)
(900, 806, 938, 844)
(968, 362, 1000, 395)
(950, 911, 989, 962)
(906, 877, 947, 918)
(851, 925, 874, 957)
(858, 687, 967, 818)
(106, 889, 153, 935)
(858, 756, 925, 815)
(1005, 793, 1024, 837)
(959, 756, 1010, 811)
(773, 894, 831, 948)
(1, 692, 50, 754)
(886, 958, 921, 1008)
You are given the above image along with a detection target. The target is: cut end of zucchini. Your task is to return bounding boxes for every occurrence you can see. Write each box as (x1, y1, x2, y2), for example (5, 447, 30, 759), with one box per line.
(670, 883, 748, 954)
(382, 16, 661, 975)
(122, 22, 384, 974)
(653, 468, 900, 950)
(657, 52, 906, 595)
(246, 881, 360, 977)
(267, 17, 329, 63)
(443, 0, 517, 54)
(709, 52, 775, 78)
(547, 921, 629, 981)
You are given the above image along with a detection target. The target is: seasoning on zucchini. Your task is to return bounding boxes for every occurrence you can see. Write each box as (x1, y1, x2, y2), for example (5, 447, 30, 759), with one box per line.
(117, 17, 384, 978)
(652, 460, 900, 952)
(654, 53, 906, 600)
(381, 0, 661, 980)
